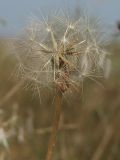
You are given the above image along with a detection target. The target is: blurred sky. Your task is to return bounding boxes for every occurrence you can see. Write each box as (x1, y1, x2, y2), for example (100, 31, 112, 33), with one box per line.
(0, 0, 120, 36)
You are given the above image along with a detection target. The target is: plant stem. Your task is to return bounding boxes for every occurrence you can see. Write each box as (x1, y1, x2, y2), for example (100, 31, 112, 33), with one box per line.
(46, 89, 63, 160)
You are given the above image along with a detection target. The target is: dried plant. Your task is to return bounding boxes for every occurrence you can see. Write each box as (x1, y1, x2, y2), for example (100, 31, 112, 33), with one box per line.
(14, 11, 110, 160)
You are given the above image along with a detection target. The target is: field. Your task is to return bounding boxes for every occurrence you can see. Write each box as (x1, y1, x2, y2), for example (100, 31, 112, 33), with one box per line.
(0, 33, 120, 160)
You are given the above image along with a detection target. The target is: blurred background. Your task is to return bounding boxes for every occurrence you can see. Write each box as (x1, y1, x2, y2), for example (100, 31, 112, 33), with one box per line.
(0, 0, 120, 160)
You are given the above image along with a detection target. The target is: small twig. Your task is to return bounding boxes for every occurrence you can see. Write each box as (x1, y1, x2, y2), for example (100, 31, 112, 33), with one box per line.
(0, 80, 24, 107)
(46, 89, 63, 160)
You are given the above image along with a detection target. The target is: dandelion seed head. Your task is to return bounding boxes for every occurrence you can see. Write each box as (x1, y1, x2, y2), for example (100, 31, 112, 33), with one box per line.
(15, 11, 110, 93)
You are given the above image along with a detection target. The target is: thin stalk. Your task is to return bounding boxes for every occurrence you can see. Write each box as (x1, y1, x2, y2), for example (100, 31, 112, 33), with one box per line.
(46, 89, 63, 160)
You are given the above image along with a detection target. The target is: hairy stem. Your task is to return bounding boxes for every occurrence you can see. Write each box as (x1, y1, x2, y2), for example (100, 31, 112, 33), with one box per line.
(46, 89, 63, 160)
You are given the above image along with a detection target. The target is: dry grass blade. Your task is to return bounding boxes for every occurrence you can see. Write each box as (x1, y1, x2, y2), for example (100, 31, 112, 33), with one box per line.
(36, 124, 78, 134)
(0, 80, 24, 107)
(91, 126, 113, 160)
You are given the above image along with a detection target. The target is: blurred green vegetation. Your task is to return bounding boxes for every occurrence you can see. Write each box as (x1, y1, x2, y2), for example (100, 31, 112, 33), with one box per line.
(0, 33, 120, 160)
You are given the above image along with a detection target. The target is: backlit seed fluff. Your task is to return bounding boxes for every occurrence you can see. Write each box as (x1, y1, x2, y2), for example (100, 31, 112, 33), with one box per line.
(15, 12, 110, 92)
